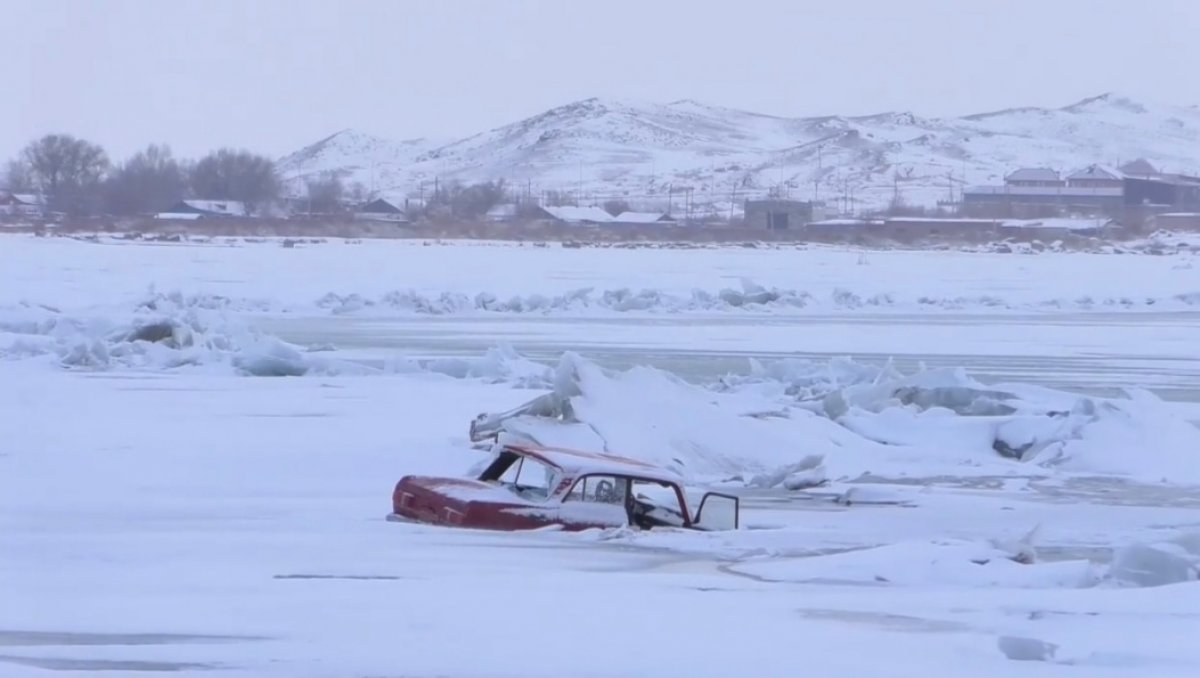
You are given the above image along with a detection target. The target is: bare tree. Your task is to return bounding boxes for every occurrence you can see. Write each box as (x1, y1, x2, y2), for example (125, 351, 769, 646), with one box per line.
(304, 175, 345, 214)
(19, 134, 110, 214)
(602, 199, 631, 216)
(346, 181, 368, 204)
(189, 148, 279, 214)
(544, 189, 576, 207)
(425, 179, 507, 219)
(3, 158, 33, 191)
(104, 144, 187, 215)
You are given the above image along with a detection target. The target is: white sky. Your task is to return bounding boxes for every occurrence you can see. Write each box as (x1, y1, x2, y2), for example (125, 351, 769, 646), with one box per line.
(8, 0, 1200, 162)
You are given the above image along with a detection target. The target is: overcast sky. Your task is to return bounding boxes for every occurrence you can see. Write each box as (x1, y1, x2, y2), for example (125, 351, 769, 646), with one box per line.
(8, 0, 1200, 162)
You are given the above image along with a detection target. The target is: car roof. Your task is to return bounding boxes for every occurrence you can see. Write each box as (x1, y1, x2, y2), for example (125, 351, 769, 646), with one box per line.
(505, 443, 683, 485)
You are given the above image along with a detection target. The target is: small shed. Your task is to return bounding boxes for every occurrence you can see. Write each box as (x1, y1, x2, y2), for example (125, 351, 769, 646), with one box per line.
(743, 199, 820, 230)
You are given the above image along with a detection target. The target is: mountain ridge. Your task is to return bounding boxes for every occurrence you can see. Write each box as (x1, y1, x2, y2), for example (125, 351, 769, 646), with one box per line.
(278, 92, 1200, 212)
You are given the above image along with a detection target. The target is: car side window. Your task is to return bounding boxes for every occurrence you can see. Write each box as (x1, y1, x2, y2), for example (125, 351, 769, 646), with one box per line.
(564, 475, 626, 504)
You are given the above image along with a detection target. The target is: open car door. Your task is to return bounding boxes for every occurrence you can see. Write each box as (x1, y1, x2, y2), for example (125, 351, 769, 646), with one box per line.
(692, 492, 740, 530)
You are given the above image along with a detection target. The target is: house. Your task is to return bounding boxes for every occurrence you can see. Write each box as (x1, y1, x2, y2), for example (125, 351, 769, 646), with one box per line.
(1065, 165, 1124, 188)
(0, 192, 45, 217)
(880, 217, 1003, 238)
(353, 198, 410, 223)
(536, 205, 615, 226)
(743, 199, 823, 230)
(1123, 173, 1200, 210)
(1005, 168, 1064, 187)
(610, 211, 677, 227)
(156, 199, 250, 219)
(962, 184, 1125, 215)
(803, 218, 880, 237)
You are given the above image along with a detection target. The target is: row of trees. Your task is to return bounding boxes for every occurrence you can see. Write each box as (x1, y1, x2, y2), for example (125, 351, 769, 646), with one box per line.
(3, 134, 281, 216)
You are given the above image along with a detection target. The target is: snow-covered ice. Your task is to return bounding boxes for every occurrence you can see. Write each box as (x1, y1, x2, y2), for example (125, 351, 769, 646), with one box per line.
(3, 234, 1200, 676)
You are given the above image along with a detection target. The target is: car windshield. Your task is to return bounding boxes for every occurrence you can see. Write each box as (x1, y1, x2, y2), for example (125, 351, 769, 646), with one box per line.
(496, 454, 559, 502)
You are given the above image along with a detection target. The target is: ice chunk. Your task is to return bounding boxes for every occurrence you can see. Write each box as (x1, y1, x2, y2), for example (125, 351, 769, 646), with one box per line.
(1108, 543, 1198, 587)
(998, 636, 1059, 662)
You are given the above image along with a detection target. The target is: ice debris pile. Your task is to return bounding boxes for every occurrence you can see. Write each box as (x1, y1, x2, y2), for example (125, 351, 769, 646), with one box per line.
(4, 296, 1198, 484)
(0, 294, 559, 380)
(0, 294, 344, 376)
(312, 278, 1200, 315)
(467, 352, 1200, 486)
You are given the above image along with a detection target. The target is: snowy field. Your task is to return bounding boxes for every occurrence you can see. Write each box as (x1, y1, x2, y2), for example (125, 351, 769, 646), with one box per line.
(3, 234, 1200, 677)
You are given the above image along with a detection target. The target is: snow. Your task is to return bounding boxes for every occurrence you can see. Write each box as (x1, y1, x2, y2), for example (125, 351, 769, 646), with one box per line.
(3, 235, 1199, 319)
(539, 205, 614, 224)
(1001, 218, 1110, 231)
(613, 210, 671, 223)
(1005, 167, 1061, 182)
(4, 233, 1200, 675)
(275, 91, 1200, 212)
(179, 199, 249, 217)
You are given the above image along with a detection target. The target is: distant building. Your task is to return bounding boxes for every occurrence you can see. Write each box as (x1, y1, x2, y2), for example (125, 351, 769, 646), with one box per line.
(156, 199, 250, 219)
(999, 217, 1116, 238)
(0, 192, 45, 217)
(354, 198, 410, 223)
(535, 205, 615, 226)
(743, 199, 823, 230)
(610, 211, 677, 227)
(1123, 174, 1200, 210)
(803, 218, 880, 237)
(880, 217, 1002, 238)
(1005, 168, 1064, 187)
(1065, 165, 1124, 188)
(1145, 212, 1200, 231)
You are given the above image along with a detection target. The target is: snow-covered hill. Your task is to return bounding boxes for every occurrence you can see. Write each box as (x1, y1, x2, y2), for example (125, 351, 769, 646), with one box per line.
(277, 93, 1200, 213)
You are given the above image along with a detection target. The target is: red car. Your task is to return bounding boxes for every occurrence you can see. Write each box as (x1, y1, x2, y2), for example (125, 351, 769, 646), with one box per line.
(388, 443, 740, 531)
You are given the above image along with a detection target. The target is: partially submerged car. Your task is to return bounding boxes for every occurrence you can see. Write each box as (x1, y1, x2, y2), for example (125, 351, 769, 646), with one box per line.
(388, 443, 740, 531)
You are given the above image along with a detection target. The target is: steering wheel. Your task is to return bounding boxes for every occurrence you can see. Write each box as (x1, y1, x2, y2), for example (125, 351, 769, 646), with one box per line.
(594, 479, 616, 503)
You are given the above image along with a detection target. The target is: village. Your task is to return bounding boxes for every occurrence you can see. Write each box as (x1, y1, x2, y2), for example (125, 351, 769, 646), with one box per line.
(4, 156, 1200, 243)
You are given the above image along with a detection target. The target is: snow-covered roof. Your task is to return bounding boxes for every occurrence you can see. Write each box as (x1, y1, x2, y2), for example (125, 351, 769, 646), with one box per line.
(1005, 168, 1060, 182)
(885, 217, 999, 224)
(9, 193, 43, 205)
(612, 211, 673, 224)
(540, 205, 614, 224)
(1066, 165, 1123, 181)
(507, 444, 683, 484)
(154, 212, 203, 220)
(964, 185, 1124, 197)
(358, 198, 404, 214)
(1000, 218, 1110, 231)
(181, 200, 249, 216)
(807, 219, 874, 226)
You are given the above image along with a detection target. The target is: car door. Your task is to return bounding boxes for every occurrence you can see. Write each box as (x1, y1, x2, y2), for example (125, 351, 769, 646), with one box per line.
(558, 475, 631, 529)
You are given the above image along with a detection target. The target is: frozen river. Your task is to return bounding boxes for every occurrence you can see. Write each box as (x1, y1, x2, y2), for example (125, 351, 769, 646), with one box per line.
(256, 310, 1200, 406)
(6, 236, 1200, 676)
